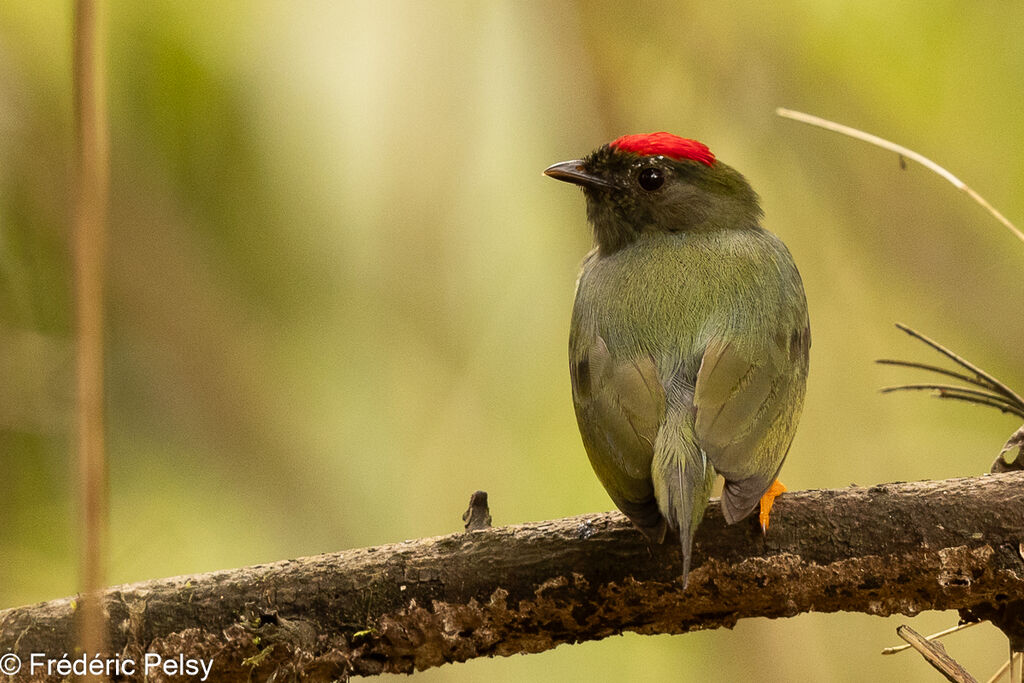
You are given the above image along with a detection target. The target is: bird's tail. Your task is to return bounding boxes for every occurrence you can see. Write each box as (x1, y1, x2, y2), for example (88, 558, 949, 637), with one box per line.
(652, 415, 716, 588)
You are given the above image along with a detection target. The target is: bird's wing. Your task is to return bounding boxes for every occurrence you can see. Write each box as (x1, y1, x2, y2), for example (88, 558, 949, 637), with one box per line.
(694, 332, 807, 523)
(571, 334, 667, 537)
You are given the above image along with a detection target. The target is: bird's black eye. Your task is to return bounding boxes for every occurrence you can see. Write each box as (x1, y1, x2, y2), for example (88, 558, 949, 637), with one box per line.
(638, 167, 664, 191)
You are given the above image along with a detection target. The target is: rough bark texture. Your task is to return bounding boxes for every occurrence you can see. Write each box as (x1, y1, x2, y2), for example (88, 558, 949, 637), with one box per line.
(1, 473, 1023, 681)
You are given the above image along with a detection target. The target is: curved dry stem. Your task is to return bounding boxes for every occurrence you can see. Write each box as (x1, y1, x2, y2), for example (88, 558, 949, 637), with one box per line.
(776, 108, 1024, 246)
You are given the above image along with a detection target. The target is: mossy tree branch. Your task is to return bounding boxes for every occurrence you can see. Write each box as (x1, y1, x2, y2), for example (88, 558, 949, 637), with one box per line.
(1, 473, 1022, 681)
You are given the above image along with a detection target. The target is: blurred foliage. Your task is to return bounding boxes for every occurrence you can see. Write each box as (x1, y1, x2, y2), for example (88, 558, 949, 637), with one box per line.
(1, 1, 1022, 680)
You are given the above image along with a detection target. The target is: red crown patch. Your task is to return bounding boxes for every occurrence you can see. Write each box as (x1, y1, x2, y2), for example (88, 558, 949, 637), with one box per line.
(610, 132, 715, 166)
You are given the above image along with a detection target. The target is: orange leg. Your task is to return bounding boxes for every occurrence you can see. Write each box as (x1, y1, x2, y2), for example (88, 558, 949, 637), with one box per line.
(758, 479, 787, 533)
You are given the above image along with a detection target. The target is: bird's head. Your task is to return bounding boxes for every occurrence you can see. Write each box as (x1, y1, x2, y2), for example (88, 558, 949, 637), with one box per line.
(545, 132, 762, 254)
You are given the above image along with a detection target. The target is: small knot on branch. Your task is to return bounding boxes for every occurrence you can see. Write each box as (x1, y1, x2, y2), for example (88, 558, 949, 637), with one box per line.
(462, 490, 492, 531)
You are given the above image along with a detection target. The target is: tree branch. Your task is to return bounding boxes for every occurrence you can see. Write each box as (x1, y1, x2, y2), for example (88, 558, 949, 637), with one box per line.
(2, 473, 1022, 681)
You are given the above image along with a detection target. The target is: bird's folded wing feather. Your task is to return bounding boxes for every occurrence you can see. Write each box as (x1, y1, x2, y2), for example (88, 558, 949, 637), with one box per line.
(572, 335, 666, 524)
(693, 336, 790, 520)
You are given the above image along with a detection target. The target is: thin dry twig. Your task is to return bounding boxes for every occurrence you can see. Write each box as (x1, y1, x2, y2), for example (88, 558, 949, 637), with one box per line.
(876, 324, 1024, 419)
(878, 385, 1024, 419)
(890, 324, 1024, 407)
(776, 108, 1024, 246)
(927, 394, 1024, 419)
(882, 621, 981, 655)
(879, 383, 1017, 403)
(876, 359, 985, 390)
(896, 625, 978, 683)
(985, 652, 1024, 683)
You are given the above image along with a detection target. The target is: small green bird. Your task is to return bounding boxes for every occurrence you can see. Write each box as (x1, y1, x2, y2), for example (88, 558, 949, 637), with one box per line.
(545, 133, 810, 587)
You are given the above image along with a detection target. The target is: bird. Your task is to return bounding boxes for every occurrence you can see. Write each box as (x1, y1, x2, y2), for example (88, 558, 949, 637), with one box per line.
(544, 132, 810, 587)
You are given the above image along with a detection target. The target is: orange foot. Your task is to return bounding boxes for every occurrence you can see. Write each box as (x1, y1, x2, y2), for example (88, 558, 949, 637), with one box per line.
(758, 480, 787, 533)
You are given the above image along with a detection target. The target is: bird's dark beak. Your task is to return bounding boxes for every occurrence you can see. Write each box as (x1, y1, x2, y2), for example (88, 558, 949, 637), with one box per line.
(543, 159, 617, 190)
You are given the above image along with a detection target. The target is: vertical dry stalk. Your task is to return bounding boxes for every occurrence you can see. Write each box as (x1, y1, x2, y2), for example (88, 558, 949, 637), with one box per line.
(72, 0, 109, 665)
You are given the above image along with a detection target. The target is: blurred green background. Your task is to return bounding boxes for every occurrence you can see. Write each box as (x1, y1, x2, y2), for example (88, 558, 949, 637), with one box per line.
(2, 1, 1022, 680)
